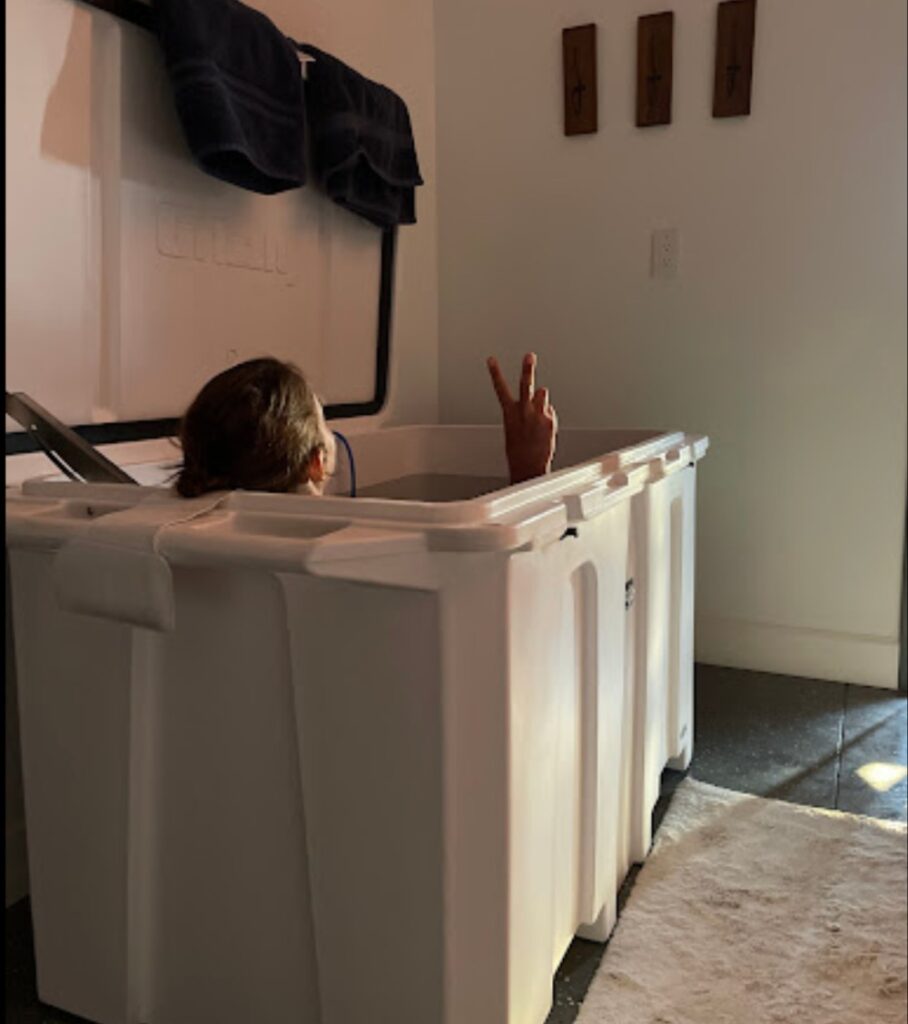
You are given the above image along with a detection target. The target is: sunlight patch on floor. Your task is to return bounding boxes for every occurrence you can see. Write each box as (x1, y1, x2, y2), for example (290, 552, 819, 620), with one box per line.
(855, 761, 908, 793)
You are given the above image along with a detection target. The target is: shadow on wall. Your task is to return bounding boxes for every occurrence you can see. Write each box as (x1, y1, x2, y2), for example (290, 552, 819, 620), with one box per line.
(36, 5, 345, 247)
(40, 6, 92, 168)
(39, 5, 239, 197)
(38, 4, 192, 189)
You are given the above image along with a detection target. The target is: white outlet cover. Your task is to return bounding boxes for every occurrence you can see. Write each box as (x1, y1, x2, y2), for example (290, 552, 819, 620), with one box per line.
(651, 228, 680, 279)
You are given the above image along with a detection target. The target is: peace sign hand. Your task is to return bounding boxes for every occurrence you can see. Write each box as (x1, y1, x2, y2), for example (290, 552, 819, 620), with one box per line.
(487, 352, 558, 485)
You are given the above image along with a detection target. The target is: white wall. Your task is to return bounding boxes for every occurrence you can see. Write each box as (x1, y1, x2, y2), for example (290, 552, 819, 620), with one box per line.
(4, 0, 438, 906)
(436, 0, 907, 688)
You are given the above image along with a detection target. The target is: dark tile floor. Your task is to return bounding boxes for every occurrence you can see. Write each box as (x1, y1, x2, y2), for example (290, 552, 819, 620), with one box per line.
(6, 665, 907, 1024)
(546, 664, 907, 1024)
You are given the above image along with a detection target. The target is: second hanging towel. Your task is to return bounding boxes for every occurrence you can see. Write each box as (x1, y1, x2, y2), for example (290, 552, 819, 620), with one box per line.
(297, 43, 423, 228)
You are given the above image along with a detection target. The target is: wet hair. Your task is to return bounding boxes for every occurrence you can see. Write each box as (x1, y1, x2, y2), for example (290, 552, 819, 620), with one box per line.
(175, 357, 324, 498)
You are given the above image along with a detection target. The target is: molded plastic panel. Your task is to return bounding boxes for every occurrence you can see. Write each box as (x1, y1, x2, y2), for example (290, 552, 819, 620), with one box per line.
(6, 0, 381, 429)
(6, 426, 708, 1024)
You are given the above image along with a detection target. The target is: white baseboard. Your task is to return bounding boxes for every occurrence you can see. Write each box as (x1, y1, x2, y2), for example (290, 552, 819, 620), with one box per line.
(6, 820, 29, 907)
(696, 614, 900, 690)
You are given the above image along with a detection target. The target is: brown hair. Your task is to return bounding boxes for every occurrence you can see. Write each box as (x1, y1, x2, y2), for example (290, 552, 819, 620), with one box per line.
(175, 357, 323, 498)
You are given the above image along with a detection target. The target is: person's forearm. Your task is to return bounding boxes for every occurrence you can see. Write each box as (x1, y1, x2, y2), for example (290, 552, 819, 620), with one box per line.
(508, 453, 552, 485)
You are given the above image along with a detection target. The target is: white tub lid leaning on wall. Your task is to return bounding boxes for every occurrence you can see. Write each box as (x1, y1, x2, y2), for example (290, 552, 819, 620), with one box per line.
(5, 0, 404, 469)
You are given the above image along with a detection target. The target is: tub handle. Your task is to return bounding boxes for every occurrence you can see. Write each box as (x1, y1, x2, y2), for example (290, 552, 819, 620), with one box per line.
(648, 445, 691, 480)
(302, 526, 427, 568)
(158, 521, 427, 574)
(563, 472, 632, 523)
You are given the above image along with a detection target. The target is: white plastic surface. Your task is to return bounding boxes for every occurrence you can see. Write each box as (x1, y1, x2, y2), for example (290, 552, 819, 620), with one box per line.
(6, 424, 708, 1024)
(6, 0, 384, 429)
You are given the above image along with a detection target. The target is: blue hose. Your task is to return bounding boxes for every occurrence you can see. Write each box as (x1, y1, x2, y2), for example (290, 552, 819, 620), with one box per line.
(332, 430, 357, 497)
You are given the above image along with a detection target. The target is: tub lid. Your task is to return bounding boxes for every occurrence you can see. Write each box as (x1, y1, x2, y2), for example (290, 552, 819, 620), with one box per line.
(6, 0, 396, 460)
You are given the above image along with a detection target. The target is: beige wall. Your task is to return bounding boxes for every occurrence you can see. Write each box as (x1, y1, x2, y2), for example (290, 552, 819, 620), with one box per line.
(436, 0, 907, 687)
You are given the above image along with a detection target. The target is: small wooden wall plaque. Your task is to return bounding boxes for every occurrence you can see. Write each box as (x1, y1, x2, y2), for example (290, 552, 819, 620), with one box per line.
(636, 12, 674, 128)
(713, 0, 756, 117)
(563, 24, 598, 136)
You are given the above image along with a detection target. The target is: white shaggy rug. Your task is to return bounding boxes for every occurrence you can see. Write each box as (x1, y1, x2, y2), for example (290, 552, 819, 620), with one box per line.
(577, 779, 907, 1024)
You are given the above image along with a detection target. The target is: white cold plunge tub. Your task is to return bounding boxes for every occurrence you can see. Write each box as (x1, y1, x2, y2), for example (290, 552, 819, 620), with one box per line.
(6, 423, 708, 1024)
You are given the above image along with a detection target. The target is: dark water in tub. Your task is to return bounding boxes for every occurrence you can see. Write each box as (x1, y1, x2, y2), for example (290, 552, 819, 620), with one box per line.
(357, 474, 509, 502)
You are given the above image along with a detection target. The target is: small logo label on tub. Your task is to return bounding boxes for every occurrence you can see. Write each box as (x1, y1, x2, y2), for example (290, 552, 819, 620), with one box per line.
(155, 203, 297, 286)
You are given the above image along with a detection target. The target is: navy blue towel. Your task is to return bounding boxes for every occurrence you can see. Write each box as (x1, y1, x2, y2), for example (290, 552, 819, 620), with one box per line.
(154, 0, 306, 194)
(297, 45, 423, 227)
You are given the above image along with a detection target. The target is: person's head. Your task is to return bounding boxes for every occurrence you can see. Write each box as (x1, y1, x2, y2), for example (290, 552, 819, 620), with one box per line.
(175, 357, 336, 498)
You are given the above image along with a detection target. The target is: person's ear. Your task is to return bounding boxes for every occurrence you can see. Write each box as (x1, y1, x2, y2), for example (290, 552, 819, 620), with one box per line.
(307, 446, 327, 483)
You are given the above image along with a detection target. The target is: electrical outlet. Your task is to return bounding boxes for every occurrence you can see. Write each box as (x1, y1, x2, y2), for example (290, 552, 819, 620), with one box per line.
(651, 227, 680, 278)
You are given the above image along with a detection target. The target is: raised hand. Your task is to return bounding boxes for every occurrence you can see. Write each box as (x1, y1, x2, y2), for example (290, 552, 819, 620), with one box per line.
(487, 352, 558, 485)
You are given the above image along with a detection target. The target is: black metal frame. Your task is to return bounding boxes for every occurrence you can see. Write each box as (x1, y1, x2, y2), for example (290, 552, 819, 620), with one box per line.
(6, 0, 396, 457)
(5, 393, 139, 484)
